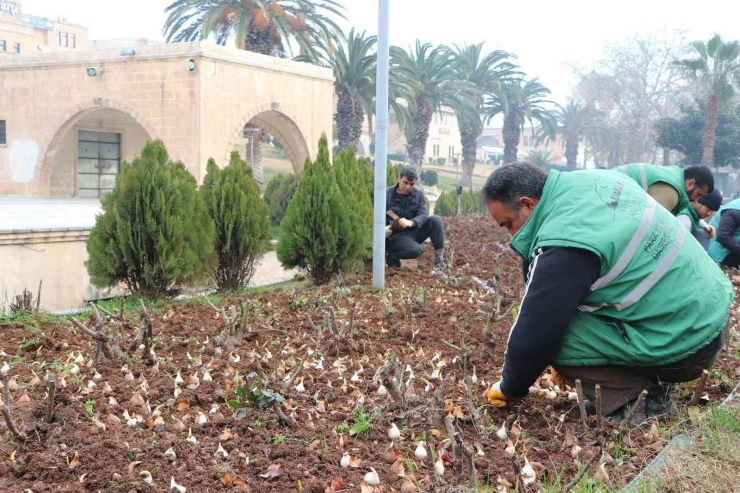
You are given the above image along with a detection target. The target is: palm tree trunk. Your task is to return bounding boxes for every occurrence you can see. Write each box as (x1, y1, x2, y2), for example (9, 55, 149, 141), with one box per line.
(459, 122, 479, 188)
(701, 92, 719, 168)
(335, 91, 364, 152)
(662, 148, 670, 166)
(565, 135, 580, 171)
(409, 97, 433, 171)
(502, 113, 520, 164)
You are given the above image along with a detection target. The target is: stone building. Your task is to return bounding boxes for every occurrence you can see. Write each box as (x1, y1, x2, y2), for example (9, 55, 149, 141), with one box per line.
(0, 1, 89, 56)
(0, 40, 333, 312)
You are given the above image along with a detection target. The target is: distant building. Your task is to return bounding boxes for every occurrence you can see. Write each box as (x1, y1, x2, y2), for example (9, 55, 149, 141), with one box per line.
(0, 1, 89, 55)
(478, 127, 565, 165)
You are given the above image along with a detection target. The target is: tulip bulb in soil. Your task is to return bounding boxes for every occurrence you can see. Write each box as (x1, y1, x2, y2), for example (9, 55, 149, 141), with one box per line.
(202, 370, 212, 382)
(196, 412, 208, 426)
(384, 443, 397, 464)
(0, 361, 8, 375)
(295, 377, 305, 393)
(174, 372, 183, 384)
(504, 439, 516, 456)
(377, 384, 388, 396)
(401, 477, 416, 493)
(364, 468, 380, 486)
(415, 442, 427, 460)
(496, 422, 508, 441)
(388, 423, 400, 440)
(434, 456, 445, 477)
(170, 476, 186, 492)
(390, 458, 405, 476)
(340, 452, 351, 468)
(521, 457, 535, 485)
(567, 392, 578, 401)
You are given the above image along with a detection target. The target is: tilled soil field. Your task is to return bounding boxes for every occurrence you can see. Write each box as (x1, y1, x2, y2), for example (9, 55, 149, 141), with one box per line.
(1, 216, 739, 492)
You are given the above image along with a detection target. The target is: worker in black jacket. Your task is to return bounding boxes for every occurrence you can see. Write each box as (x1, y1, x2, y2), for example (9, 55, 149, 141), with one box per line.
(385, 166, 445, 268)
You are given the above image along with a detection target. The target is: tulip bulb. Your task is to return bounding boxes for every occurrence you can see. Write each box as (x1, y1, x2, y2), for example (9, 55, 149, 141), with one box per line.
(215, 442, 228, 457)
(434, 457, 445, 477)
(295, 377, 305, 393)
(170, 476, 186, 492)
(174, 372, 183, 385)
(196, 412, 208, 426)
(364, 468, 380, 486)
(401, 477, 416, 493)
(521, 457, 535, 485)
(93, 370, 102, 382)
(414, 442, 427, 460)
(0, 361, 8, 375)
(496, 422, 508, 441)
(69, 364, 80, 376)
(202, 370, 212, 382)
(384, 443, 397, 464)
(504, 439, 516, 456)
(388, 423, 400, 440)
(340, 452, 350, 468)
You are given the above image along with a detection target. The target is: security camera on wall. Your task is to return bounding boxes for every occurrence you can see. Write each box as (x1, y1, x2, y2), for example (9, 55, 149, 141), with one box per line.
(86, 66, 104, 77)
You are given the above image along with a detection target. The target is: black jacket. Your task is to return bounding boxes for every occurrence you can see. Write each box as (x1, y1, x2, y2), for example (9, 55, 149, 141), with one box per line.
(385, 185, 428, 230)
(717, 208, 740, 256)
(500, 247, 601, 399)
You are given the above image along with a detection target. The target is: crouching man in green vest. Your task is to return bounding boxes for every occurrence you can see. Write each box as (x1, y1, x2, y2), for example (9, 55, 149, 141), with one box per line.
(483, 163, 732, 422)
(615, 163, 715, 237)
(708, 198, 740, 268)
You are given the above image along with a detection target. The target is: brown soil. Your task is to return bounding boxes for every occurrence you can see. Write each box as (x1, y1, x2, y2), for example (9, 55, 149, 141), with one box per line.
(0, 216, 738, 493)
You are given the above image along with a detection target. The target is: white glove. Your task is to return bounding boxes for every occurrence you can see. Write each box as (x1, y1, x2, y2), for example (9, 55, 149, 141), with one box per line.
(385, 226, 393, 238)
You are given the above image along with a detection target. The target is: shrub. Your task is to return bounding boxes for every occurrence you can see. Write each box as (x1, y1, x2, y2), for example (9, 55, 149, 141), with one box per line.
(86, 140, 215, 298)
(387, 153, 406, 162)
(263, 173, 285, 207)
(268, 172, 301, 226)
(201, 152, 271, 290)
(386, 163, 401, 186)
(421, 169, 438, 186)
(277, 135, 362, 285)
(436, 157, 447, 166)
(435, 189, 487, 217)
(335, 149, 373, 258)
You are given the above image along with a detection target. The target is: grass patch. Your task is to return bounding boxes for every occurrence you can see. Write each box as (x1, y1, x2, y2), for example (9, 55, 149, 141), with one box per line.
(639, 403, 740, 492)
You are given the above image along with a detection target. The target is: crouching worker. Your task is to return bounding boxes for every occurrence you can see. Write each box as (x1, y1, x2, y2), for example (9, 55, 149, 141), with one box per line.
(385, 166, 445, 268)
(482, 163, 733, 423)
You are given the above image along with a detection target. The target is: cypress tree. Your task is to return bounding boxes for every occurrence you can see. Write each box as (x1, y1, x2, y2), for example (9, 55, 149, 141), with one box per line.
(335, 149, 373, 258)
(263, 173, 286, 207)
(86, 140, 215, 298)
(201, 152, 271, 290)
(268, 172, 301, 226)
(277, 135, 359, 285)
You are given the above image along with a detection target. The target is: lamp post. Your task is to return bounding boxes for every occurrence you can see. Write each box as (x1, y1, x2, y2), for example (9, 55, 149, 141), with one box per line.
(372, 0, 390, 288)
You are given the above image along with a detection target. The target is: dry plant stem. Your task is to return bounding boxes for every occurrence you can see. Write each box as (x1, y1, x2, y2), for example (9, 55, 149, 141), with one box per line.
(562, 448, 601, 493)
(91, 340, 103, 369)
(619, 389, 648, 431)
(379, 352, 404, 406)
(35, 279, 42, 313)
(444, 418, 463, 481)
(45, 371, 55, 424)
(426, 435, 439, 488)
(456, 425, 478, 488)
(0, 404, 27, 442)
(595, 384, 602, 430)
(305, 314, 322, 341)
(575, 379, 588, 428)
(463, 375, 480, 431)
(272, 401, 295, 427)
(440, 339, 472, 372)
(284, 354, 306, 390)
(688, 369, 710, 406)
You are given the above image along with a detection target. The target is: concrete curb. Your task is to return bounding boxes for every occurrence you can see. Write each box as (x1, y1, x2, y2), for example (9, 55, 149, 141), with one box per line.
(621, 383, 740, 492)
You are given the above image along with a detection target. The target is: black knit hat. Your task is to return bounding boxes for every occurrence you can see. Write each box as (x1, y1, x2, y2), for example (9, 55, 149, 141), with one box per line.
(699, 189, 722, 211)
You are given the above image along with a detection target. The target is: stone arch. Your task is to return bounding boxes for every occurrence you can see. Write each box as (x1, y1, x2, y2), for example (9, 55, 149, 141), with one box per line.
(38, 98, 159, 188)
(223, 102, 311, 174)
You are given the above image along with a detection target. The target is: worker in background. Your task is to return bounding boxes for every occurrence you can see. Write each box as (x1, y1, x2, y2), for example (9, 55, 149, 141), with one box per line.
(384, 166, 445, 268)
(615, 163, 715, 236)
(691, 189, 722, 249)
(482, 163, 732, 423)
(708, 195, 740, 268)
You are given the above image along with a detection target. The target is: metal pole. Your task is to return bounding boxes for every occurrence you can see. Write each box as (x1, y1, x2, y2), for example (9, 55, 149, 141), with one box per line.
(372, 0, 390, 288)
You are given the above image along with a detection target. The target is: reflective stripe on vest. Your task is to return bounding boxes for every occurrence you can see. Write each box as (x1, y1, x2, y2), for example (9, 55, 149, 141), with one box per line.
(578, 195, 686, 312)
(591, 197, 658, 290)
(618, 164, 648, 190)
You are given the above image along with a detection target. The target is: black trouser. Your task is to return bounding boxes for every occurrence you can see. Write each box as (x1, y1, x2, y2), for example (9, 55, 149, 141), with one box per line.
(386, 216, 444, 260)
(722, 252, 740, 269)
(553, 323, 729, 415)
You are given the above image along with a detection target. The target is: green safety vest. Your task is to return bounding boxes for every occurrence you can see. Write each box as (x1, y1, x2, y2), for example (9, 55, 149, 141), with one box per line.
(614, 164, 699, 231)
(511, 170, 733, 367)
(708, 199, 740, 263)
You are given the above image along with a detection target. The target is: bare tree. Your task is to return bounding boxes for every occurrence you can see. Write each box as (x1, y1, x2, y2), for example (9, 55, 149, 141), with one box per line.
(573, 30, 692, 166)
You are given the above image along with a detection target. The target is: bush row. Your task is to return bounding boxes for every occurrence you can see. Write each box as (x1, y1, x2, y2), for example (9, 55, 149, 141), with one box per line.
(434, 189, 487, 217)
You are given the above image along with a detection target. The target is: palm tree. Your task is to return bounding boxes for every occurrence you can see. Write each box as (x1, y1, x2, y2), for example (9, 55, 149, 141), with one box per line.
(329, 29, 377, 152)
(390, 41, 478, 170)
(163, 0, 345, 62)
(526, 149, 551, 169)
(449, 43, 518, 187)
(674, 34, 740, 167)
(539, 102, 604, 171)
(163, 1, 345, 183)
(484, 78, 555, 164)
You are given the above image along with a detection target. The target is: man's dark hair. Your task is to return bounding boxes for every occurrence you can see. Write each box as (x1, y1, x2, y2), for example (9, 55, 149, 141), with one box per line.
(482, 162, 548, 209)
(684, 165, 714, 192)
(399, 166, 418, 181)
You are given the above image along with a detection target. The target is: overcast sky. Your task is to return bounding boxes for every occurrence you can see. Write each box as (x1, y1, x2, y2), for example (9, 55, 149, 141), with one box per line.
(18, 0, 740, 103)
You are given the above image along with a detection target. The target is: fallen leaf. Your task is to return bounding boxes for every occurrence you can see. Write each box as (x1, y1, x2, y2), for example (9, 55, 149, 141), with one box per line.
(68, 451, 81, 470)
(128, 461, 141, 474)
(219, 427, 233, 441)
(220, 474, 234, 486)
(259, 463, 282, 480)
(360, 484, 375, 493)
(308, 440, 321, 453)
(326, 477, 343, 492)
(350, 455, 362, 468)
(177, 399, 190, 411)
(687, 405, 701, 423)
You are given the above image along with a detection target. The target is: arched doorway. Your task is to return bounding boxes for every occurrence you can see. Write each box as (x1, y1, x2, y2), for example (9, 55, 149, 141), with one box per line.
(40, 100, 158, 197)
(225, 105, 310, 185)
